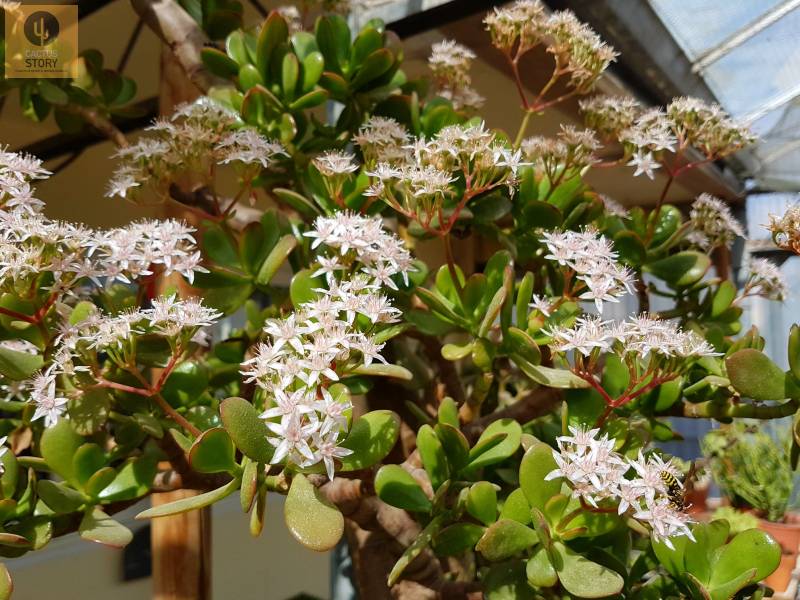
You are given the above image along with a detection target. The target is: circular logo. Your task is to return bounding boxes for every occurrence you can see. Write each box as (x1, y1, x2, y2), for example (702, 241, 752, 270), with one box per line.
(24, 11, 60, 47)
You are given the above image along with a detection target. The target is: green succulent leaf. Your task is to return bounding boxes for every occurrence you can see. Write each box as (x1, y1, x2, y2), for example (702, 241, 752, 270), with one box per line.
(220, 396, 273, 464)
(0, 346, 43, 381)
(416, 424, 449, 490)
(79, 508, 133, 548)
(708, 528, 780, 598)
(466, 481, 498, 526)
(476, 519, 539, 561)
(726, 348, 787, 401)
(644, 251, 711, 287)
(552, 541, 624, 598)
(467, 419, 522, 470)
(255, 233, 297, 286)
(136, 478, 239, 519)
(526, 547, 557, 587)
(433, 522, 485, 557)
(37, 480, 85, 513)
(189, 427, 236, 474)
(339, 409, 400, 471)
(512, 355, 589, 389)
(519, 442, 561, 511)
(284, 473, 343, 552)
(374, 465, 431, 513)
(40, 420, 83, 486)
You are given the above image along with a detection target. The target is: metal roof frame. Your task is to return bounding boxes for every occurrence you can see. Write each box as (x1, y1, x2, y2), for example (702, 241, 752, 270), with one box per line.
(691, 0, 800, 73)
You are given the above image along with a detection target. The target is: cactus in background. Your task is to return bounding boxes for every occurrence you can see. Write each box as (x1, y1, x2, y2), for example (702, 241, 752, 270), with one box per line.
(703, 424, 794, 522)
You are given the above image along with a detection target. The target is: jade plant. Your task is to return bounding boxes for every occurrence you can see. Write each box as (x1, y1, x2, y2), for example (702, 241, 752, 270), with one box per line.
(0, 0, 799, 597)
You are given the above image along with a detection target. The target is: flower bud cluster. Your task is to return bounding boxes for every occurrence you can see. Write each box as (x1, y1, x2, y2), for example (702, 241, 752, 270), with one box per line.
(743, 258, 787, 302)
(579, 95, 640, 138)
(365, 122, 524, 231)
(240, 213, 412, 479)
(546, 425, 694, 550)
(687, 193, 745, 251)
(522, 125, 599, 180)
(106, 98, 285, 200)
(353, 116, 411, 167)
(484, 2, 616, 91)
(667, 97, 755, 158)
(767, 204, 800, 254)
(428, 40, 485, 110)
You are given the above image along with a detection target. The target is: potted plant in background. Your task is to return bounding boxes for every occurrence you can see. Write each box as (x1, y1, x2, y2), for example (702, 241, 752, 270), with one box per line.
(703, 424, 800, 592)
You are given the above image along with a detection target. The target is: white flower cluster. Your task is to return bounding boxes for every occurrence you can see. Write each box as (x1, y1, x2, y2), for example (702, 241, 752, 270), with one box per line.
(540, 229, 634, 312)
(600, 195, 629, 219)
(546, 425, 694, 549)
(428, 40, 485, 110)
(106, 98, 285, 200)
(25, 296, 221, 427)
(667, 97, 755, 158)
(522, 125, 600, 178)
(365, 122, 524, 228)
(0, 149, 207, 295)
(580, 95, 640, 138)
(1, 147, 50, 214)
(615, 99, 754, 180)
(688, 193, 745, 251)
(546, 314, 718, 359)
(484, 2, 616, 91)
(767, 204, 800, 254)
(744, 258, 787, 302)
(241, 213, 413, 479)
(353, 116, 410, 166)
(620, 108, 676, 180)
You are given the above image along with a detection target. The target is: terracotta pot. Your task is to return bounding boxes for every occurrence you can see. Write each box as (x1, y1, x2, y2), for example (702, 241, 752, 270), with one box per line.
(759, 518, 800, 592)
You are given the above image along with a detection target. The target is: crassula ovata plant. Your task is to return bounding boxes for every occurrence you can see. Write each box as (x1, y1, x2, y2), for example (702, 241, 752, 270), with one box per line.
(1, 0, 799, 598)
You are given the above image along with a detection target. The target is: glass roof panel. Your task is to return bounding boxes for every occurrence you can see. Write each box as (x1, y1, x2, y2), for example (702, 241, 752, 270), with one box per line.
(648, 0, 800, 191)
(647, 0, 785, 59)
(700, 8, 800, 117)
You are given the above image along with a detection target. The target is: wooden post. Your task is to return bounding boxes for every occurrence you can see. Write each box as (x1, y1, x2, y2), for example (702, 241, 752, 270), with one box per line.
(152, 489, 212, 600)
(150, 46, 211, 600)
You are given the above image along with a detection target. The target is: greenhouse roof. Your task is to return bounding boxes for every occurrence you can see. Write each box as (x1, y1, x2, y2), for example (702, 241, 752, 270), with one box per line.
(648, 0, 800, 191)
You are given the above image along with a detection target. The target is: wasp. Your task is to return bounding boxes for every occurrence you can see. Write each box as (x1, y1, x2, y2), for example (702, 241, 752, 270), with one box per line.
(660, 470, 685, 510)
(661, 461, 697, 511)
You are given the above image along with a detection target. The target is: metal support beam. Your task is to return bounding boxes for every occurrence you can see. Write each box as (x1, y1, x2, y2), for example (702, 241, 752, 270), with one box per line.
(741, 81, 800, 124)
(692, 0, 800, 73)
(759, 137, 800, 165)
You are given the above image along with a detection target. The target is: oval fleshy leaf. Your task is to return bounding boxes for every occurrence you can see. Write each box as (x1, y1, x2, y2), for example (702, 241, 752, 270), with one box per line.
(476, 519, 539, 561)
(375, 465, 431, 513)
(220, 397, 273, 464)
(339, 410, 399, 471)
(284, 473, 343, 552)
(189, 427, 236, 474)
(79, 508, 133, 548)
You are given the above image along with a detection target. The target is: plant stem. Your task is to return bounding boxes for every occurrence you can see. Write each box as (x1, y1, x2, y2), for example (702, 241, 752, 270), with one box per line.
(514, 110, 533, 148)
(126, 365, 202, 437)
(442, 233, 464, 297)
